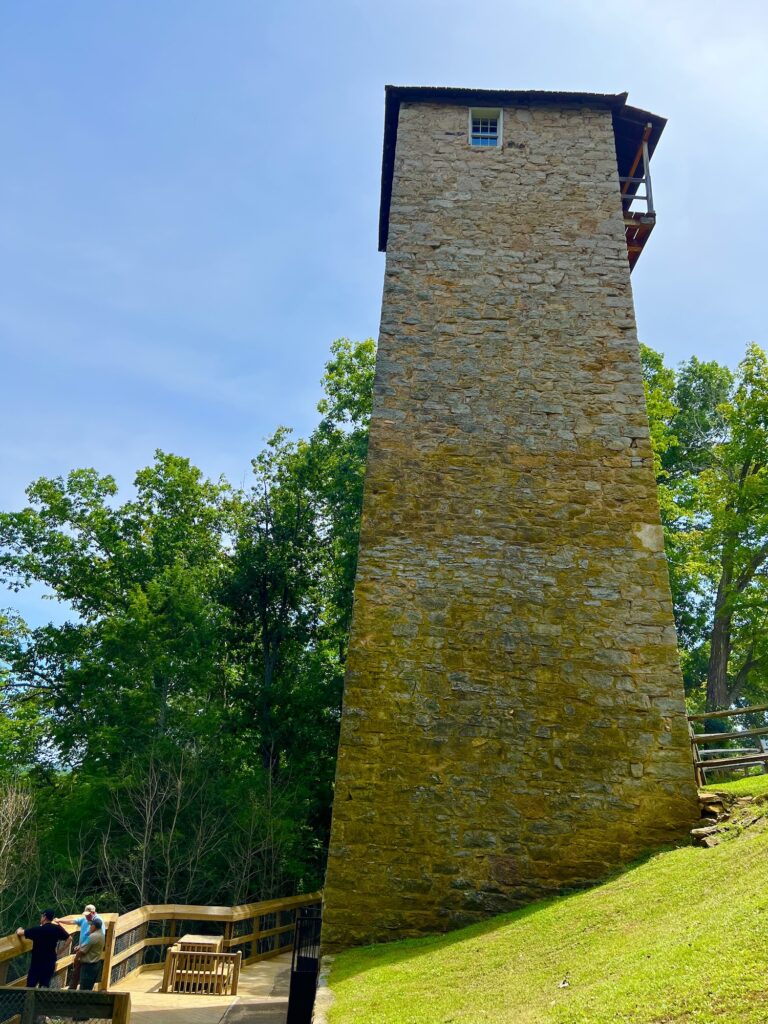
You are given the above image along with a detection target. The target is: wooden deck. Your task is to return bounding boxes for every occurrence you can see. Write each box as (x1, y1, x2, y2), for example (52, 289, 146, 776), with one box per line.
(1, 895, 321, 1023)
(113, 952, 291, 1024)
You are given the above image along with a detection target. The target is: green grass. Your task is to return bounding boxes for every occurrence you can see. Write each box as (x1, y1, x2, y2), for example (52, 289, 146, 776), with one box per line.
(327, 781, 768, 1024)
(708, 772, 768, 798)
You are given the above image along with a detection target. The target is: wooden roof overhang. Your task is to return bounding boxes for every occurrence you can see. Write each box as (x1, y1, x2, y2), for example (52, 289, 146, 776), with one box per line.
(377, 86, 667, 270)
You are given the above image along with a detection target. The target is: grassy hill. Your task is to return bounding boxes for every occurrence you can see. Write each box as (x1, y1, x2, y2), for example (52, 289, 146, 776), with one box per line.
(325, 777, 768, 1024)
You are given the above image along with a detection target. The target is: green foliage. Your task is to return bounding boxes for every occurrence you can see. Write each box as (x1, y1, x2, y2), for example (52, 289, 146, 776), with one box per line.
(665, 356, 732, 478)
(0, 454, 230, 767)
(642, 343, 768, 710)
(0, 338, 376, 927)
(639, 342, 678, 479)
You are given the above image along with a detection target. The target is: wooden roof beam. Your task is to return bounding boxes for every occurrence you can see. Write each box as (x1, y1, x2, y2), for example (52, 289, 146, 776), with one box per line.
(621, 122, 653, 196)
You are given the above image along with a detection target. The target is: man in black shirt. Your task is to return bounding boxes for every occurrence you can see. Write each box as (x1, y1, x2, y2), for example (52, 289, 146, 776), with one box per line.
(16, 909, 70, 988)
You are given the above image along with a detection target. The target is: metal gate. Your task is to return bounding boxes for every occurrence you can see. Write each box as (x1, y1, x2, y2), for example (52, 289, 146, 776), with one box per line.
(286, 910, 322, 1024)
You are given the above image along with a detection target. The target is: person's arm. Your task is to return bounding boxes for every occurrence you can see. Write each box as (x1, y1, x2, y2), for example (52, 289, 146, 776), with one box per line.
(58, 916, 81, 925)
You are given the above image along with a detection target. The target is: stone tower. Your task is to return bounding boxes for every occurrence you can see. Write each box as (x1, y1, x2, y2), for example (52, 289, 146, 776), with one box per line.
(322, 87, 699, 950)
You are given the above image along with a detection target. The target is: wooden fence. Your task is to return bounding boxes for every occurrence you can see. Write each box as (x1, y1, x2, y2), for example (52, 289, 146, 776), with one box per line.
(0, 892, 322, 992)
(0, 919, 101, 991)
(689, 703, 768, 787)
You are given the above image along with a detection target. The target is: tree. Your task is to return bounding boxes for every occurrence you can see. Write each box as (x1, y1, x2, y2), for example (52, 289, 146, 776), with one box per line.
(0, 782, 37, 931)
(312, 337, 375, 650)
(220, 338, 375, 859)
(0, 337, 377, 915)
(0, 453, 231, 765)
(224, 428, 326, 777)
(101, 749, 228, 906)
(696, 345, 768, 708)
(642, 343, 768, 710)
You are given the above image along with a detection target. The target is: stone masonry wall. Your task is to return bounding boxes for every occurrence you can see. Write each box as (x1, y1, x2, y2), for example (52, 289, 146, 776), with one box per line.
(322, 101, 699, 949)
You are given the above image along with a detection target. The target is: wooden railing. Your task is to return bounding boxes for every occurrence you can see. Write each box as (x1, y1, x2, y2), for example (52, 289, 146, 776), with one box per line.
(689, 703, 768, 787)
(0, 892, 322, 991)
(0, 919, 105, 991)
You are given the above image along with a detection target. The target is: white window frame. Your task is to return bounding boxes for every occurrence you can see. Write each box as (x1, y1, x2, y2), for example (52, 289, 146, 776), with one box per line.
(468, 107, 503, 148)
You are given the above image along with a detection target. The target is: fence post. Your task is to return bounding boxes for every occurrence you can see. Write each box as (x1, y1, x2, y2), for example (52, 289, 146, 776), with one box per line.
(100, 915, 118, 990)
(164, 917, 177, 964)
(232, 950, 242, 995)
(689, 721, 704, 788)
(161, 946, 175, 993)
(112, 991, 131, 1024)
(250, 915, 260, 962)
(20, 990, 35, 1024)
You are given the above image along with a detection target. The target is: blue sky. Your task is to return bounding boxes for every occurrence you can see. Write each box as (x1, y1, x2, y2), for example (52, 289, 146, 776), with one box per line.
(2, 0, 767, 625)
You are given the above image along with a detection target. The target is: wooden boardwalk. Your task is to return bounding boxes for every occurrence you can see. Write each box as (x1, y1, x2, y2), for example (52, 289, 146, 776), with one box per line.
(113, 952, 291, 1024)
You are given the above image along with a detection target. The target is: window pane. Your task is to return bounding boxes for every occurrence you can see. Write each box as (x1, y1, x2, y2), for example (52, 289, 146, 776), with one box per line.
(470, 107, 500, 147)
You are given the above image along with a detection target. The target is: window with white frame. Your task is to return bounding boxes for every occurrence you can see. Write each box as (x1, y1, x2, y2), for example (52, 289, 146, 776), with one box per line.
(469, 108, 502, 147)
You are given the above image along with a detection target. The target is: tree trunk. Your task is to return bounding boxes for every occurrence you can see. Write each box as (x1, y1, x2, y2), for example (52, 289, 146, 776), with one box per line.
(155, 673, 170, 735)
(706, 555, 734, 711)
(260, 648, 279, 777)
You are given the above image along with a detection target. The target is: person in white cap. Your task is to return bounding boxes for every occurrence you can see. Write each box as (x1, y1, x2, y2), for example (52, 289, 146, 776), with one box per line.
(58, 904, 100, 989)
(78, 916, 106, 990)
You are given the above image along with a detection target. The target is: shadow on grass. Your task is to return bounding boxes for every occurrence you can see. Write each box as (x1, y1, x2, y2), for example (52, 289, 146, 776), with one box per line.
(327, 840, 689, 988)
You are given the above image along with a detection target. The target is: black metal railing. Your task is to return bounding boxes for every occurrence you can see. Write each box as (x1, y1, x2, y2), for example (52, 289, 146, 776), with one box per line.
(286, 909, 322, 1024)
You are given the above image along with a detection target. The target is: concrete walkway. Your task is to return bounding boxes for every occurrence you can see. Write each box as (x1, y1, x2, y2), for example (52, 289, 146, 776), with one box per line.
(112, 953, 290, 1024)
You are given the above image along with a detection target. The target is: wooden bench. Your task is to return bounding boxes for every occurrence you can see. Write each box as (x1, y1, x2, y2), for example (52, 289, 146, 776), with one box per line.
(178, 934, 224, 953)
(161, 945, 241, 995)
